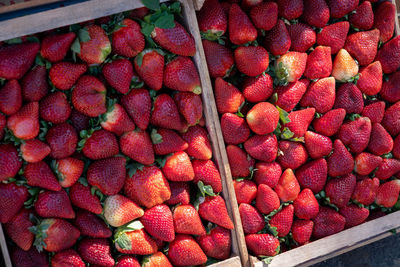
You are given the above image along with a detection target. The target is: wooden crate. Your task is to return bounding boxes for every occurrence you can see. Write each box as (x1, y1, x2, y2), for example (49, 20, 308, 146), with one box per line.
(0, 0, 65, 15)
(0, 1, 245, 266)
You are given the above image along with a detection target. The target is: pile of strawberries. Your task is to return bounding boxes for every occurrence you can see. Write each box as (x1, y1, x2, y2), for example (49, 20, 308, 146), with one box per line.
(198, 0, 400, 261)
(0, 1, 235, 266)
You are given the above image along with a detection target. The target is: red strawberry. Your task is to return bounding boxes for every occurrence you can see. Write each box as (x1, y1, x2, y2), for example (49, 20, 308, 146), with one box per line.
(0, 144, 22, 182)
(226, 145, 255, 178)
(344, 29, 380, 66)
(72, 75, 106, 117)
(41, 32, 76, 62)
(246, 102, 279, 135)
(140, 204, 175, 242)
(55, 157, 84, 188)
(221, 113, 250, 145)
(357, 61, 383, 96)
(82, 129, 119, 160)
(7, 102, 39, 140)
(292, 220, 314, 245)
(198, 0, 227, 38)
(338, 117, 372, 153)
(103, 194, 144, 227)
(241, 0, 263, 9)
(70, 182, 103, 214)
(52, 249, 85, 267)
(277, 0, 303, 20)
(254, 162, 281, 188)
(229, 4, 257, 45)
(77, 25, 111, 64)
(277, 141, 308, 170)
(256, 184, 280, 214)
(151, 21, 196, 56)
(376, 180, 400, 208)
(242, 74, 273, 103)
(382, 101, 400, 136)
(333, 83, 363, 114)
(294, 188, 319, 220)
(275, 51, 307, 84)
(354, 152, 383, 175)
(0, 182, 28, 223)
(134, 49, 164, 90)
(114, 227, 157, 255)
(313, 108, 346, 136)
(202, 40, 234, 78)
(275, 169, 300, 202)
(287, 23, 316, 53)
(174, 92, 202, 126)
(73, 210, 112, 238)
(199, 195, 234, 229)
(352, 177, 380, 206)
(20, 139, 50, 163)
(197, 226, 231, 260)
(233, 179, 257, 204)
(101, 103, 135, 136)
(49, 62, 87, 90)
(0, 113, 4, 140)
(304, 46, 332, 80)
(181, 125, 212, 160)
(285, 108, 315, 137)
(362, 101, 385, 123)
(275, 79, 309, 112)
(173, 204, 206, 236)
(302, 0, 330, 28)
(162, 151, 194, 182)
(102, 59, 134, 94)
(11, 247, 48, 267)
(312, 207, 346, 239)
(374, 159, 400, 180)
(304, 131, 332, 159)
(39, 92, 71, 124)
(116, 255, 141, 267)
(4, 208, 34, 251)
(269, 204, 294, 237)
(142, 252, 172, 267)
(0, 79, 22, 115)
(0, 42, 40, 79)
(317, 21, 349, 54)
(35, 190, 75, 219)
(164, 56, 201, 94)
(325, 173, 356, 208)
(152, 128, 188, 156)
(165, 182, 190, 206)
(394, 135, 400, 159)
(349, 1, 374, 30)
(112, 19, 144, 58)
(296, 158, 328, 193)
(168, 235, 207, 266)
(381, 71, 400, 103)
(373, 1, 396, 43)
(340, 204, 369, 228)
(121, 88, 151, 130)
(368, 123, 393, 156)
(46, 123, 78, 159)
(328, 139, 354, 177)
(214, 77, 244, 114)
(25, 161, 61, 191)
(375, 36, 400, 74)
(264, 19, 291, 56)
(250, 2, 278, 31)
(21, 65, 49, 102)
(70, 109, 89, 131)
(245, 234, 280, 256)
(244, 134, 278, 162)
(326, 0, 358, 18)
(78, 238, 115, 267)
(151, 94, 186, 131)
(234, 46, 269, 77)
(332, 49, 359, 82)
(193, 159, 223, 193)
(239, 203, 265, 234)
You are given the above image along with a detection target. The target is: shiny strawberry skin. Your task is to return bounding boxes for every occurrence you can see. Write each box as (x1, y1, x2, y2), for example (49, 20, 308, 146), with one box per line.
(41, 32, 76, 62)
(0, 79, 22, 115)
(82, 129, 119, 160)
(39, 91, 71, 124)
(46, 123, 78, 159)
(21, 65, 49, 102)
(112, 19, 145, 58)
(0, 144, 22, 182)
(49, 62, 87, 91)
(72, 75, 106, 117)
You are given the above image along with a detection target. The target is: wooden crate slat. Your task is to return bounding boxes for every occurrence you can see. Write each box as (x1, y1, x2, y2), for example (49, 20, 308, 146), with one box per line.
(193, 0, 205, 10)
(0, 224, 11, 267)
(0, 0, 65, 15)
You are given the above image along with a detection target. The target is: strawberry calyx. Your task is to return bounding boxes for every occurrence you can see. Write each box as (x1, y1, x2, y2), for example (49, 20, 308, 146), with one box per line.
(90, 186, 106, 202)
(71, 28, 91, 62)
(35, 54, 52, 70)
(150, 128, 163, 144)
(193, 181, 216, 210)
(134, 48, 165, 67)
(24, 187, 41, 209)
(126, 161, 144, 178)
(76, 126, 102, 151)
(29, 218, 52, 252)
(4, 128, 24, 146)
(274, 62, 290, 86)
(200, 30, 226, 44)
(50, 160, 65, 182)
(315, 190, 339, 212)
(114, 220, 144, 250)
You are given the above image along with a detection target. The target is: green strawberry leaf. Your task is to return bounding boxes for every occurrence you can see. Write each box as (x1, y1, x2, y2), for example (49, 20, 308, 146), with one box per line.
(276, 106, 291, 124)
(135, 51, 145, 67)
(141, 0, 160, 11)
(71, 38, 81, 54)
(197, 181, 216, 197)
(205, 257, 219, 266)
(78, 177, 88, 187)
(127, 162, 144, 177)
(154, 13, 175, 29)
(260, 256, 274, 264)
(78, 28, 91, 43)
(168, 1, 181, 14)
(382, 153, 393, 159)
(69, 24, 81, 33)
(130, 76, 144, 89)
(281, 127, 294, 140)
(115, 233, 132, 250)
(155, 155, 169, 168)
(150, 129, 163, 144)
(5, 37, 22, 44)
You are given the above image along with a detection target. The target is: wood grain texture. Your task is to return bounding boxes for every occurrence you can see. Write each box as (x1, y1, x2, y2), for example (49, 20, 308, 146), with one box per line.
(193, 0, 205, 10)
(0, 0, 65, 15)
(0, 224, 11, 267)
(210, 256, 242, 267)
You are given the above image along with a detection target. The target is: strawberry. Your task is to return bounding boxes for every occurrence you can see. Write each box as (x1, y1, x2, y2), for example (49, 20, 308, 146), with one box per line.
(373, 1, 396, 43)
(362, 101, 385, 123)
(0, 79, 22, 115)
(214, 77, 244, 114)
(24, 161, 61, 191)
(164, 56, 201, 94)
(317, 21, 349, 54)
(344, 29, 380, 67)
(241, 0, 262, 9)
(150, 94, 186, 131)
(52, 249, 85, 267)
(20, 139, 50, 163)
(340, 205, 369, 228)
(333, 83, 364, 114)
(54, 157, 84, 188)
(101, 103, 135, 136)
(292, 220, 314, 245)
(352, 177, 380, 205)
(277, 0, 303, 20)
(304, 131, 332, 159)
(0, 113, 5, 140)
(134, 49, 164, 90)
(78, 238, 115, 267)
(181, 125, 212, 160)
(246, 102, 279, 135)
(304, 46, 332, 80)
(228, 4, 257, 45)
(193, 159, 223, 193)
(103, 194, 144, 227)
(0, 182, 28, 223)
(245, 234, 280, 256)
(348, 1, 374, 30)
(256, 184, 280, 214)
(375, 180, 400, 207)
(339, 117, 372, 153)
(275, 79, 309, 112)
(142, 252, 172, 267)
(198, 0, 227, 38)
(332, 49, 359, 82)
(234, 46, 269, 77)
(168, 235, 207, 266)
(313, 108, 346, 136)
(264, 19, 291, 56)
(116, 255, 140, 267)
(21, 65, 49, 102)
(302, 0, 330, 28)
(381, 71, 400, 103)
(41, 32, 76, 62)
(285, 108, 316, 137)
(244, 134, 278, 162)
(275, 169, 300, 202)
(73, 210, 112, 238)
(357, 61, 383, 96)
(254, 162, 282, 188)
(325, 173, 356, 208)
(328, 139, 354, 177)
(116, 227, 157, 254)
(11, 247, 48, 267)
(7, 101, 39, 140)
(233, 179, 257, 204)
(250, 2, 278, 31)
(124, 166, 171, 209)
(151, 21, 196, 56)
(277, 141, 308, 170)
(242, 74, 273, 103)
(202, 40, 234, 78)
(326, 0, 358, 18)
(72, 75, 106, 117)
(239, 203, 265, 234)
(312, 207, 346, 239)
(112, 19, 145, 58)
(374, 159, 400, 180)
(70, 109, 90, 131)
(4, 208, 34, 251)
(394, 135, 400, 159)
(152, 128, 188, 155)
(102, 59, 134, 94)
(77, 25, 111, 64)
(0, 144, 22, 182)
(382, 101, 400, 136)
(375, 36, 400, 74)
(121, 88, 151, 130)
(35, 190, 75, 219)
(70, 182, 103, 214)
(46, 123, 78, 159)
(221, 113, 250, 145)
(162, 151, 194, 182)
(368, 123, 394, 156)
(226, 145, 255, 178)
(269, 204, 294, 237)
(197, 226, 231, 260)
(199, 195, 234, 229)
(39, 92, 71, 124)
(174, 92, 202, 126)
(287, 23, 316, 53)
(275, 51, 307, 84)
(294, 188, 319, 220)
(30, 218, 80, 252)
(354, 152, 383, 175)
(165, 182, 190, 206)
(296, 158, 328, 193)
(173, 204, 206, 236)
(49, 62, 87, 90)
(140, 204, 174, 242)
(0, 42, 40, 79)
(81, 129, 119, 160)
